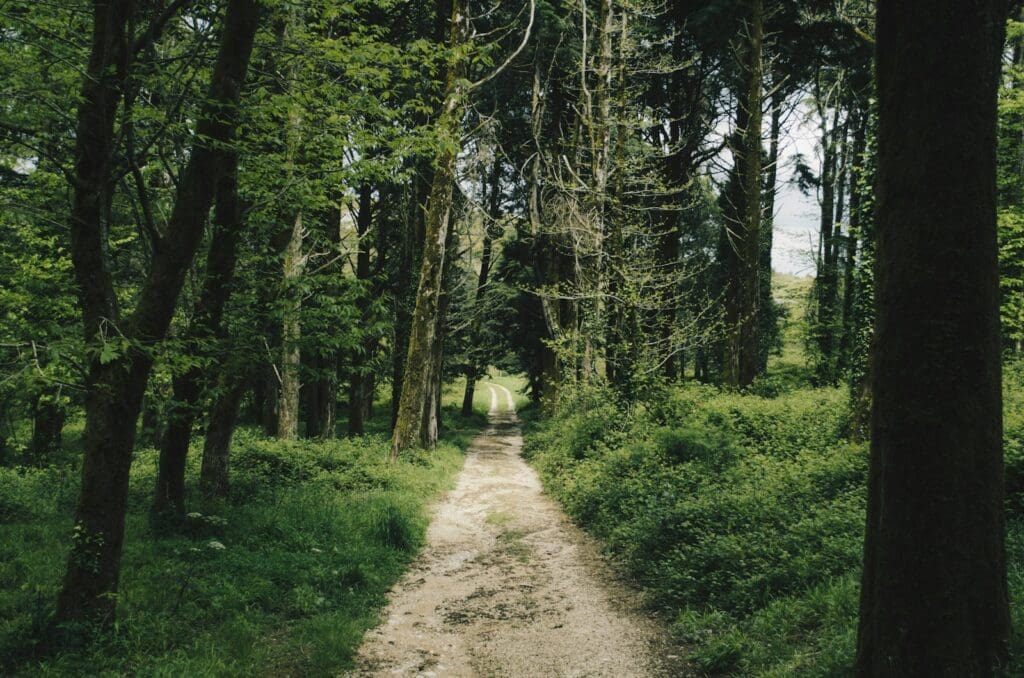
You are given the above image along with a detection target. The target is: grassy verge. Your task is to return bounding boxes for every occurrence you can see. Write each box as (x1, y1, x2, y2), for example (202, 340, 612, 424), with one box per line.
(523, 366, 1024, 676)
(0, 395, 486, 676)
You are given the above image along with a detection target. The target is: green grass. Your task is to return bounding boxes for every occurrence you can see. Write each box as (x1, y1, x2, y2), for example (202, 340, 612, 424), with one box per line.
(0, 393, 484, 676)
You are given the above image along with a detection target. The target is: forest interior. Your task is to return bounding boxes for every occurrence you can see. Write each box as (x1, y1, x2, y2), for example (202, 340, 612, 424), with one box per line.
(3, 0, 1024, 676)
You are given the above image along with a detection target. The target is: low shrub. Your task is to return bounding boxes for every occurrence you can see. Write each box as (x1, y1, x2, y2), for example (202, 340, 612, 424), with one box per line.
(526, 378, 1024, 675)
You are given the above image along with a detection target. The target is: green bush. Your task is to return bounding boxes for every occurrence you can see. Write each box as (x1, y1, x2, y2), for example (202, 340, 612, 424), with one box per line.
(531, 383, 864, 611)
(1005, 360, 1024, 513)
(526, 379, 1024, 675)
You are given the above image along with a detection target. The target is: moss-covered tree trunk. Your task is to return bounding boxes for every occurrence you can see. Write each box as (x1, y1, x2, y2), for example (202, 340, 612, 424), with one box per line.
(390, 0, 465, 457)
(427, 225, 456, 441)
(389, 168, 425, 430)
(838, 107, 867, 379)
(277, 212, 305, 440)
(856, 1, 1010, 673)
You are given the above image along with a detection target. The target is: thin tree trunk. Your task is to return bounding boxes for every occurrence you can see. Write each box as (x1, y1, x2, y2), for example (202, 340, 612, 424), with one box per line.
(758, 88, 783, 372)
(349, 183, 376, 435)
(856, 2, 1009, 673)
(429, 224, 457, 438)
(56, 0, 258, 627)
(391, 175, 423, 428)
(839, 108, 867, 377)
(814, 99, 842, 383)
(154, 157, 242, 520)
(277, 212, 305, 440)
(461, 158, 501, 416)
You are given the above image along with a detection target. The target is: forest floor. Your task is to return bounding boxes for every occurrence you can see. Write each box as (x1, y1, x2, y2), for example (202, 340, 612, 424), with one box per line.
(349, 383, 684, 677)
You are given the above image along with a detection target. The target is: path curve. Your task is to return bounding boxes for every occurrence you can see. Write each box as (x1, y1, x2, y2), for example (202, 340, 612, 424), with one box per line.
(349, 383, 684, 677)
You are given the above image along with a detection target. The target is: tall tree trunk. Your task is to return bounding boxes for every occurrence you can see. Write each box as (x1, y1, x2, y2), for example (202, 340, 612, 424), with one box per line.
(814, 100, 842, 383)
(154, 158, 242, 520)
(277, 212, 305, 440)
(392, 171, 429, 427)
(391, 0, 466, 456)
(461, 158, 501, 416)
(723, 0, 763, 388)
(758, 88, 784, 372)
(56, 0, 258, 627)
(856, 2, 1009, 674)
(528, 62, 566, 412)
(349, 183, 376, 435)
(839, 108, 867, 378)
(430, 223, 460, 437)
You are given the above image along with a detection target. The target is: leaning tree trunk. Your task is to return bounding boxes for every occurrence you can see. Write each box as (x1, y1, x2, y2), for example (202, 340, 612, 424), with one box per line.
(56, 0, 259, 628)
(856, 1, 1010, 674)
(391, 0, 466, 457)
(154, 158, 242, 520)
(391, 169, 428, 427)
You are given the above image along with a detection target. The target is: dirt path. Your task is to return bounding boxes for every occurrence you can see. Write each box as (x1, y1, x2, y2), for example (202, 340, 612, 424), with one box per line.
(349, 384, 683, 677)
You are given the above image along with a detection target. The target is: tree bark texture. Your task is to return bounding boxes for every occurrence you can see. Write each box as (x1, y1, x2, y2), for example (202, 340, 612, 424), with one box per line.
(856, 2, 1009, 674)
(839, 109, 867, 378)
(757, 90, 783, 372)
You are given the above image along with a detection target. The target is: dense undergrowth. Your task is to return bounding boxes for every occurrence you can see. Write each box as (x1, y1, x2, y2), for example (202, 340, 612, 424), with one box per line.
(0, 398, 485, 676)
(524, 360, 1024, 676)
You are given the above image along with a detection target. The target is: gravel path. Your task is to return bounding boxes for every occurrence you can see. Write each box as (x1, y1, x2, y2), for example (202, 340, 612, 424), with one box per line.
(349, 383, 684, 677)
